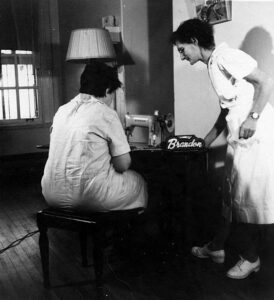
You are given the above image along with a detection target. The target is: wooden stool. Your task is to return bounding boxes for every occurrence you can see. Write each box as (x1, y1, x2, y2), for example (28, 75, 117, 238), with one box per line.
(36, 207, 145, 288)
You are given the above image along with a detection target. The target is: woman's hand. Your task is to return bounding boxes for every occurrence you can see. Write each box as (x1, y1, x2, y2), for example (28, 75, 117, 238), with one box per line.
(239, 117, 257, 139)
(204, 108, 228, 148)
(242, 68, 274, 140)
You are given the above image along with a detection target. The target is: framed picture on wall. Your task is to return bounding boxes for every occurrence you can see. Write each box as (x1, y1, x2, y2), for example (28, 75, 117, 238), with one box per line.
(193, 0, 232, 25)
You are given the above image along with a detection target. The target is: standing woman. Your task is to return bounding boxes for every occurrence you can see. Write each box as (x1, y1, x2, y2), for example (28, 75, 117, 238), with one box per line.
(170, 18, 274, 279)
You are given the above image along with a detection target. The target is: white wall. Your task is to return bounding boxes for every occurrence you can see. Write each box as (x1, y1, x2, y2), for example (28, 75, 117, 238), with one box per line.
(173, 0, 274, 147)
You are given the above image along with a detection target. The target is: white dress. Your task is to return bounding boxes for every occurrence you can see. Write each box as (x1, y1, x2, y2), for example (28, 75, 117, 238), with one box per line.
(41, 94, 148, 212)
(208, 43, 274, 224)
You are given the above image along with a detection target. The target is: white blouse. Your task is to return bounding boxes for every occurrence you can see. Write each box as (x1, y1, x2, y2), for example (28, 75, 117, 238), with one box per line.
(42, 94, 147, 212)
(208, 43, 257, 109)
(208, 44, 274, 224)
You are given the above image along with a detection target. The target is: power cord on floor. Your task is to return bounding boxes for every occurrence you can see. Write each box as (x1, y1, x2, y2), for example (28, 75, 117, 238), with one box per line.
(106, 255, 136, 300)
(0, 230, 39, 254)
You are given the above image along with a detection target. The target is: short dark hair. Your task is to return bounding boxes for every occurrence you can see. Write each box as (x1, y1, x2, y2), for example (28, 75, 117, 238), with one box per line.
(170, 18, 215, 49)
(79, 61, 121, 97)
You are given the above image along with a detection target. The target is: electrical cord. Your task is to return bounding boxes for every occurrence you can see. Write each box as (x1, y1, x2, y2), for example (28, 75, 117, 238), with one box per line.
(106, 255, 136, 300)
(1, 230, 135, 300)
(0, 230, 39, 254)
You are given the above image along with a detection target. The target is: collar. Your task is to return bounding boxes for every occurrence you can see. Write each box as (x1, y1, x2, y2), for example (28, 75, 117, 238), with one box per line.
(208, 42, 229, 65)
(77, 94, 105, 104)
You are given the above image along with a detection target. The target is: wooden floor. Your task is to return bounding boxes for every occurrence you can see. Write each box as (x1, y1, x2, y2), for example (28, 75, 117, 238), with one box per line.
(1, 171, 274, 300)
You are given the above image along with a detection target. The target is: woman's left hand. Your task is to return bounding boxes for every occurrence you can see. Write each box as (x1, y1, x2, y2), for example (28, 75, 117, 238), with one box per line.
(239, 118, 257, 139)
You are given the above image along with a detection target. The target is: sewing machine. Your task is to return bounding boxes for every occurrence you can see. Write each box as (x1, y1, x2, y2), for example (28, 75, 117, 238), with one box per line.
(125, 112, 174, 147)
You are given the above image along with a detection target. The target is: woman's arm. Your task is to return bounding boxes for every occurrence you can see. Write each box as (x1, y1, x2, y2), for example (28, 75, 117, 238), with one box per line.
(111, 152, 131, 173)
(204, 108, 228, 148)
(239, 68, 274, 139)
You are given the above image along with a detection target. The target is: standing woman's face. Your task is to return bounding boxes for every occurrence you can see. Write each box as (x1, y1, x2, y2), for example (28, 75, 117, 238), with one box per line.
(175, 41, 202, 65)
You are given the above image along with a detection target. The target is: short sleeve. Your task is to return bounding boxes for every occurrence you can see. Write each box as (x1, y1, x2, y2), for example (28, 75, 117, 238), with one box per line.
(107, 111, 130, 157)
(217, 48, 257, 80)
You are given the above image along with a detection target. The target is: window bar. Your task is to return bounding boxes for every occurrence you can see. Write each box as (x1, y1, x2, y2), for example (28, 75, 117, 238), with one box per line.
(0, 62, 5, 119)
(26, 61, 31, 118)
(32, 54, 39, 119)
(28, 87, 31, 118)
(1, 90, 6, 120)
(2, 62, 9, 119)
(34, 87, 39, 118)
(14, 51, 21, 119)
(6, 90, 12, 119)
(30, 64, 37, 119)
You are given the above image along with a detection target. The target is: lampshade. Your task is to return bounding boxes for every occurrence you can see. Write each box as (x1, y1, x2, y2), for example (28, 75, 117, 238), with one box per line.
(66, 28, 116, 62)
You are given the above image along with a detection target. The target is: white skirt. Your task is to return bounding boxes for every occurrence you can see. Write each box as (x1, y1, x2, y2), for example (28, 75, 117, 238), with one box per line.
(43, 168, 148, 213)
(222, 101, 274, 224)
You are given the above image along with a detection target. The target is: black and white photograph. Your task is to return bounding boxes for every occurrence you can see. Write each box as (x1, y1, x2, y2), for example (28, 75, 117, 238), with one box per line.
(193, 0, 232, 24)
(1, 0, 274, 299)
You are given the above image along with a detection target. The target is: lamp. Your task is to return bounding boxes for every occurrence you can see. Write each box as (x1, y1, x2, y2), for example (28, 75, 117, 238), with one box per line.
(66, 28, 116, 62)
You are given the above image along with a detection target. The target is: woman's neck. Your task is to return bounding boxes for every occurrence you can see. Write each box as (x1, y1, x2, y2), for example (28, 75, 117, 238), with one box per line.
(200, 47, 215, 64)
(80, 93, 91, 100)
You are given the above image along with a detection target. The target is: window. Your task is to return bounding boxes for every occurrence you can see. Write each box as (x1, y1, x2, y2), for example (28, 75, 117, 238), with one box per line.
(0, 0, 61, 131)
(0, 49, 40, 124)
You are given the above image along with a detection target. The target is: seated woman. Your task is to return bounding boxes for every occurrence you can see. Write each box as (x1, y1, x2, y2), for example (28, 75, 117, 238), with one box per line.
(41, 61, 148, 212)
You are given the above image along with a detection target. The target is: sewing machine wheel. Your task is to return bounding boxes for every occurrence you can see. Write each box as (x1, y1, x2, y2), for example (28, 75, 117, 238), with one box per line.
(164, 113, 175, 133)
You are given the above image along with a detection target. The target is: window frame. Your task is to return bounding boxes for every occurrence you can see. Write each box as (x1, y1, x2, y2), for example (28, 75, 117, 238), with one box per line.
(0, 50, 42, 125)
(0, 0, 61, 131)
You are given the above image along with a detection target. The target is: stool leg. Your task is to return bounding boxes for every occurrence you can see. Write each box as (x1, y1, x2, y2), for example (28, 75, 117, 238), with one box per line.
(79, 231, 88, 267)
(38, 223, 50, 288)
(92, 228, 104, 288)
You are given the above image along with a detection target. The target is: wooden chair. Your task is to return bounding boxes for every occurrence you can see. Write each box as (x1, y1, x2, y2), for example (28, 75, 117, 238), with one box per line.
(36, 207, 145, 288)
